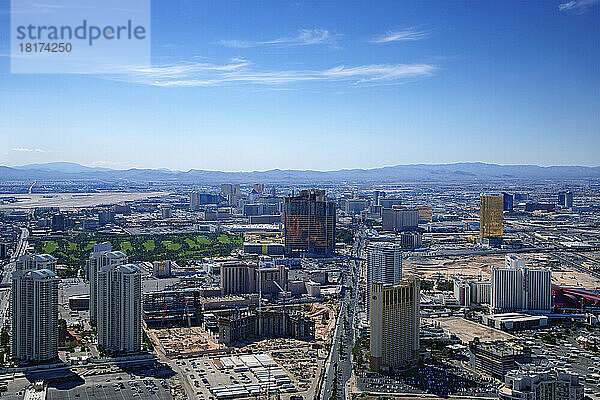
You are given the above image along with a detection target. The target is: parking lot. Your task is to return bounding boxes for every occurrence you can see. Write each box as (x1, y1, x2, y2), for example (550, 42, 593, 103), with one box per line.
(0, 360, 185, 400)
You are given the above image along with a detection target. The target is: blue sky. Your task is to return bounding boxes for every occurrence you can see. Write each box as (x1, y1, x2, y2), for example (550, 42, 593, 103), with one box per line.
(0, 0, 599, 171)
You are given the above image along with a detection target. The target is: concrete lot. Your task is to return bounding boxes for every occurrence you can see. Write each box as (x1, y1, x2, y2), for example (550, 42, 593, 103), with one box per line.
(0, 192, 169, 210)
(424, 316, 515, 342)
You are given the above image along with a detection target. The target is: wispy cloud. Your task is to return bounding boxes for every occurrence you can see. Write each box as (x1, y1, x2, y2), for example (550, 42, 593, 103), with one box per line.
(558, 0, 599, 13)
(112, 59, 436, 87)
(371, 28, 429, 43)
(12, 147, 50, 153)
(217, 28, 341, 48)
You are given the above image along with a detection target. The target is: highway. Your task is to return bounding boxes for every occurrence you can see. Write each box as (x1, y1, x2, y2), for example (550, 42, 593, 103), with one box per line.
(320, 229, 363, 400)
(0, 227, 29, 331)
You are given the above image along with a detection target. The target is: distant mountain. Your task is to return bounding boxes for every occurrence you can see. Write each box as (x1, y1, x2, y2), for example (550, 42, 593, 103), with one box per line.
(13, 162, 112, 173)
(1, 162, 600, 184)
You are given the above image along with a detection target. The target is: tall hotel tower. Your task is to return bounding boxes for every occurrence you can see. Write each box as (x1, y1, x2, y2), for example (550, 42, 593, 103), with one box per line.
(283, 189, 336, 257)
(87, 243, 128, 325)
(12, 263, 59, 362)
(97, 264, 142, 353)
(366, 242, 402, 317)
(370, 278, 420, 372)
(491, 254, 552, 313)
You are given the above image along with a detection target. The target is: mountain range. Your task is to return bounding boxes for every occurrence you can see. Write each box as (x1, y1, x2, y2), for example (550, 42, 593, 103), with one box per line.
(1, 162, 599, 184)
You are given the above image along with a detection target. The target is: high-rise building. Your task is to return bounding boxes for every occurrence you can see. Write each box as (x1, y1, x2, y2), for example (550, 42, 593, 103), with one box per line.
(161, 206, 172, 219)
(366, 242, 402, 315)
(345, 199, 369, 215)
(220, 262, 257, 295)
(480, 194, 503, 245)
(87, 244, 128, 325)
(11, 268, 59, 362)
(558, 191, 574, 208)
(399, 231, 423, 249)
(283, 189, 336, 257)
(252, 184, 264, 194)
(502, 192, 514, 212)
(51, 214, 66, 232)
(372, 191, 384, 206)
(98, 209, 116, 226)
(491, 255, 551, 313)
(381, 207, 419, 232)
(379, 198, 402, 209)
(153, 260, 172, 278)
(370, 279, 420, 372)
(97, 263, 142, 353)
(454, 280, 472, 307)
(16, 254, 56, 273)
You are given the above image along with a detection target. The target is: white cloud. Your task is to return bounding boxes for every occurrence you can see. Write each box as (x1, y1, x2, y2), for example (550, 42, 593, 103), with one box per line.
(12, 147, 50, 153)
(114, 60, 436, 87)
(371, 28, 429, 43)
(558, 0, 599, 13)
(217, 29, 341, 48)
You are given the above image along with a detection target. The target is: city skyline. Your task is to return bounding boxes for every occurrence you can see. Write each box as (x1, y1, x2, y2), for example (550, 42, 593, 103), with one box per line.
(1, 1, 599, 170)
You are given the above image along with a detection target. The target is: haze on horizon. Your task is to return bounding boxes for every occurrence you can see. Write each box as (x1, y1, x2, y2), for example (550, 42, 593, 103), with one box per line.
(1, 1, 599, 171)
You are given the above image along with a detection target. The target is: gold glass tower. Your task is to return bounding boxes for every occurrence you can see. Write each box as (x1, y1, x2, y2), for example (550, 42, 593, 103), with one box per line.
(480, 194, 503, 238)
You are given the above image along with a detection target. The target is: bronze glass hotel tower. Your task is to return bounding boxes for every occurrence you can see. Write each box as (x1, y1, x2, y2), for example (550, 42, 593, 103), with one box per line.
(283, 189, 336, 257)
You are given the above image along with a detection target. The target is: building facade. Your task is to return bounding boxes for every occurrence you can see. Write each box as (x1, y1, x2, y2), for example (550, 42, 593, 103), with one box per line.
(500, 366, 583, 400)
(97, 264, 142, 353)
(491, 255, 551, 313)
(16, 253, 56, 273)
(283, 189, 336, 257)
(11, 268, 59, 362)
(87, 244, 128, 325)
(480, 194, 504, 243)
(366, 242, 402, 316)
(370, 279, 420, 372)
(381, 207, 419, 232)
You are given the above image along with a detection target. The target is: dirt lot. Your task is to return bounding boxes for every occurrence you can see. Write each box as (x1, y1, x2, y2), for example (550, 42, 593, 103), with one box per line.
(406, 252, 600, 289)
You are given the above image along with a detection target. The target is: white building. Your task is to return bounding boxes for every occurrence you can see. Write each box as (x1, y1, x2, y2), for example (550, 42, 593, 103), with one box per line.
(453, 280, 471, 307)
(366, 242, 402, 316)
(11, 268, 59, 362)
(87, 244, 128, 325)
(97, 263, 142, 353)
(500, 366, 583, 400)
(369, 279, 420, 372)
(491, 255, 551, 313)
(453, 279, 491, 307)
(16, 254, 56, 273)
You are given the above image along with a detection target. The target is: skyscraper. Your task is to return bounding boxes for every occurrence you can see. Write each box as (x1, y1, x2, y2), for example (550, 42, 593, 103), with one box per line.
(366, 242, 402, 316)
(491, 255, 551, 313)
(502, 192, 514, 212)
(97, 264, 142, 353)
(16, 253, 56, 273)
(558, 191, 574, 208)
(220, 261, 257, 295)
(381, 207, 419, 232)
(283, 189, 336, 257)
(480, 194, 504, 245)
(12, 268, 59, 362)
(87, 244, 128, 325)
(370, 278, 420, 372)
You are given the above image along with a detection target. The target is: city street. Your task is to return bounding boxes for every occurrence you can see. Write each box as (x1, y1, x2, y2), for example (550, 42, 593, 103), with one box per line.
(320, 229, 363, 400)
(0, 227, 28, 331)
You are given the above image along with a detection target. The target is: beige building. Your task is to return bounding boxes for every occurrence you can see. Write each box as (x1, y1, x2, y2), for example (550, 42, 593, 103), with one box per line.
(370, 278, 420, 372)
